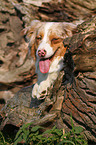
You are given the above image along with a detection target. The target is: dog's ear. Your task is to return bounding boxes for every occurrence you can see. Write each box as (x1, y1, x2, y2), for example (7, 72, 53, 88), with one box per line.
(30, 44, 36, 61)
(62, 22, 77, 38)
(28, 20, 43, 61)
(21, 20, 41, 42)
(21, 20, 42, 61)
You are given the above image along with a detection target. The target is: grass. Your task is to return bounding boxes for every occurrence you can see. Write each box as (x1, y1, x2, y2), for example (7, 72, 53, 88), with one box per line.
(0, 116, 88, 145)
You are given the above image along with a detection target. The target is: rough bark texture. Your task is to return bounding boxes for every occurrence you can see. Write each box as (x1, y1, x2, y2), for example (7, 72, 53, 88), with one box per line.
(0, 0, 96, 143)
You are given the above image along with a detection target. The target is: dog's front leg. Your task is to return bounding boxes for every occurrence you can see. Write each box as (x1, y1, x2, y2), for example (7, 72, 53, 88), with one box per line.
(32, 83, 39, 98)
(32, 73, 50, 99)
(32, 72, 59, 99)
(32, 81, 50, 99)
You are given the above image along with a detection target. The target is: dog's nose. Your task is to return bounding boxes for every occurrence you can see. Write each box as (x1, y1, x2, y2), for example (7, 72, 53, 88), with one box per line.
(38, 49, 46, 57)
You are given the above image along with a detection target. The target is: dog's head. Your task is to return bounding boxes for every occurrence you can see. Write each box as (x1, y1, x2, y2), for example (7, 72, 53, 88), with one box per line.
(23, 20, 76, 74)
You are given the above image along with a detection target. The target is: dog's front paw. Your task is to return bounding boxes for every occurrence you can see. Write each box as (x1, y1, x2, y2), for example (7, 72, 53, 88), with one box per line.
(32, 82, 48, 100)
(32, 83, 39, 99)
(37, 81, 50, 99)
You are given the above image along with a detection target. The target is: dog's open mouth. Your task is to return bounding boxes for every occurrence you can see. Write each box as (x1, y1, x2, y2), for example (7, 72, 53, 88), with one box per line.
(39, 47, 60, 74)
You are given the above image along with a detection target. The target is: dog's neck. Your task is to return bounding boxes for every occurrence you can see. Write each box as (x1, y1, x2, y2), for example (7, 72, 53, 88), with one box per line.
(36, 56, 64, 84)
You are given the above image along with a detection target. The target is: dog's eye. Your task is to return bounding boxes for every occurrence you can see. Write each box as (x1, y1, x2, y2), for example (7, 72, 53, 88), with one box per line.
(27, 31, 33, 38)
(29, 31, 33, 35)
(36, 35, 42, 40)
(27, 31, 33, 36)
(51, 38, 61, 44)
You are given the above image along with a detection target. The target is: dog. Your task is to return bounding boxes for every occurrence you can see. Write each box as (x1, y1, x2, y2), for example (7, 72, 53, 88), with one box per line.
(23, 20, 77, 99)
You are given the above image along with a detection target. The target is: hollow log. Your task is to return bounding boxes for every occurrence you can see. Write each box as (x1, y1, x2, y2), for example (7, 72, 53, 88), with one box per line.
(0, 0, 96, 103)
(0, 16, 96, 143)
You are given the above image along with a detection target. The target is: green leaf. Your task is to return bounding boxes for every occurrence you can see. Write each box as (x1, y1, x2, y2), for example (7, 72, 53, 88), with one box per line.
(43, 129, 51, 134)
(0, 131, 5, 143)
(61, 133, 70, 139)
(0, 131, 11, 145)
(37, 134, 43, 140)
(52, 129, 62, 136)
(75, 137, 82, 143)
(22, 122, 33, 131)
(23, 130, 29, 142)
(31, 126, 43, 132)
(59, 140, 75, 145)
(74, 126, 84, 134)
(15, 122, 33, 140)
(14, 129, 22, 141)
(14, 135, 23, 145)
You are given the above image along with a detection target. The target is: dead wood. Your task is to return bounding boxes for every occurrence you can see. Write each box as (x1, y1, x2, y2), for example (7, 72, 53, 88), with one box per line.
(0, 16, 96, 143)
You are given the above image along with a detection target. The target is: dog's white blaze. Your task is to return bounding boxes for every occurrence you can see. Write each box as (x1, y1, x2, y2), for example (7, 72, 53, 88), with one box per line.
(43, 23, 54, 58)
(36, 42, 53, 58)
(36, 23, 54, 59)
(43, 23, 53, 42)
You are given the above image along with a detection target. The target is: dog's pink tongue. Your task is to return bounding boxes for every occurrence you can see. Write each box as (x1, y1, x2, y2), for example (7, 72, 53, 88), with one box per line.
(39, 59, 50, 73)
